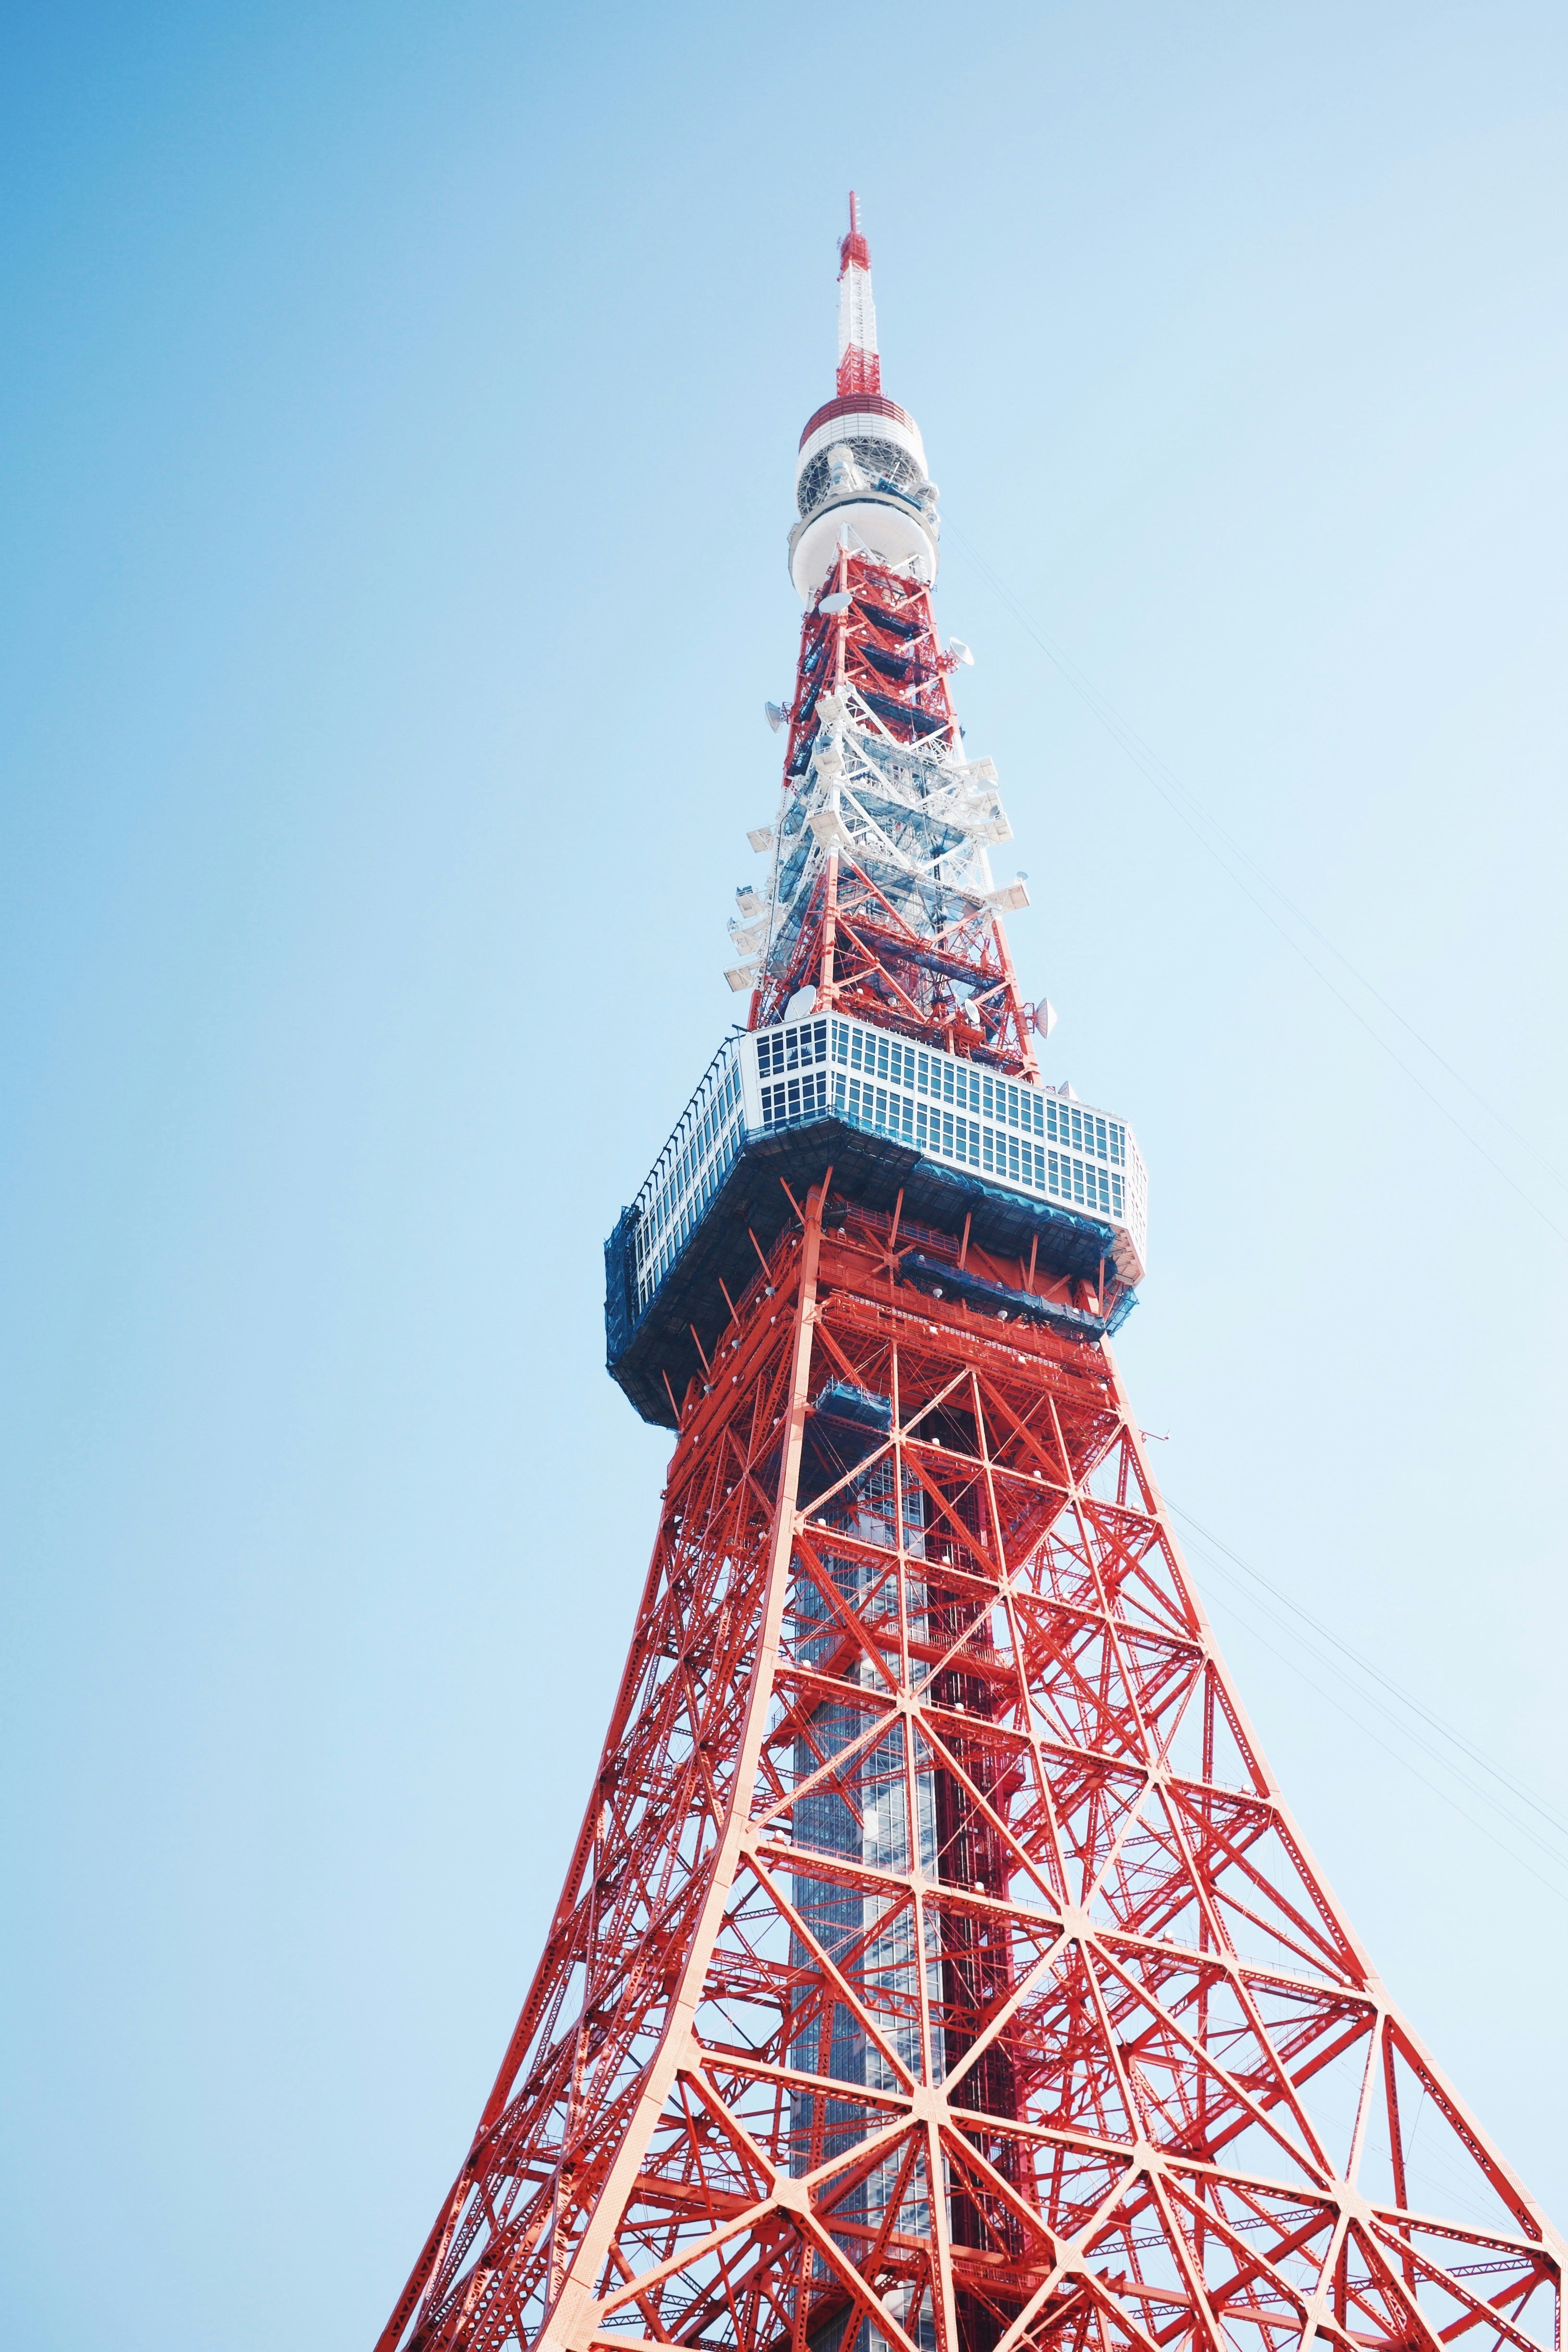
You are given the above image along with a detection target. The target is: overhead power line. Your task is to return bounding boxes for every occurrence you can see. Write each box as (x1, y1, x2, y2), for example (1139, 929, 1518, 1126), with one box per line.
(1168, 1500, 1568, 1904)
(945, 522, 1568, 1248)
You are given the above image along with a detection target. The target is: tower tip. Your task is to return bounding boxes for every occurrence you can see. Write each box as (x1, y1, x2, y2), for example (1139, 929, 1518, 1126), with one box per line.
(839, 190, 870, 279)
(835, 192, 878, 395)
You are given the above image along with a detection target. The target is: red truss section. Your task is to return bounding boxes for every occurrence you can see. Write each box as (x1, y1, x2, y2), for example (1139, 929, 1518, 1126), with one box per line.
(838, 346, 883, 398)
(755, 550, 1037, 1079)
(379, 1183, 1560, 2352)
(778, 549, 960, 800)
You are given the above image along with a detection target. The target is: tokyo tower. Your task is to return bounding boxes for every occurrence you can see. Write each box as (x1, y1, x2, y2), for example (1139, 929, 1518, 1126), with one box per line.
(377, 198, 1562, 2352)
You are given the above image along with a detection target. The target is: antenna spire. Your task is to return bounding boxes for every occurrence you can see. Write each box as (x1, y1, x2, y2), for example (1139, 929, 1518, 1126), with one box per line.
(836, 190, 880, 397)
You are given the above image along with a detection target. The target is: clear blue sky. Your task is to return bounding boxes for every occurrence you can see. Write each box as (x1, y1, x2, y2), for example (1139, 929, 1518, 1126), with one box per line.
(2, 6, 1565, 2345)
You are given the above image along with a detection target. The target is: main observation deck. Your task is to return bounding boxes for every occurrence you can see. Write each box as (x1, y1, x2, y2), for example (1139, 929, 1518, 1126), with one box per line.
(605, 1008, 1148, 1427)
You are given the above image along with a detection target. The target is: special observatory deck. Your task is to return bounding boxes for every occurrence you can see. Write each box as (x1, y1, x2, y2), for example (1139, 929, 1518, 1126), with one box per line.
(604, 1008, 1147, 1427)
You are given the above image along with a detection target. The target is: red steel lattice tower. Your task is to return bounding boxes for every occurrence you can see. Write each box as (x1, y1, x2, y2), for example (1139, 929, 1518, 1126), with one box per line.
(378, 199, 1563, 2352)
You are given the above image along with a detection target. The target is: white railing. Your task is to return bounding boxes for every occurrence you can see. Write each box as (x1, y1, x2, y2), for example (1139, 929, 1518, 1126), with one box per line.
(629, 1011, 1147, 1312)
(630, 1042, 749, 1312)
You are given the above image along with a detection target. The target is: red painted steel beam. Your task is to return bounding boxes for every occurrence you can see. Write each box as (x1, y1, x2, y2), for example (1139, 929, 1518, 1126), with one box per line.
(377, 1198, 1560, 2352)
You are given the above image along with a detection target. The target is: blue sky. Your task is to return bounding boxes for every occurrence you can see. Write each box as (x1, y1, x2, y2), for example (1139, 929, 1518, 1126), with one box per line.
(2, 6, 1566, 2345)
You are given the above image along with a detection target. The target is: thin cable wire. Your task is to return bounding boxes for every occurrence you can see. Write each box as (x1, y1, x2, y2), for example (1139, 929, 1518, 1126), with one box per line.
(1188, 1572, 1568, 1907)
(1149, 792, 1568, 1199)
(962, 535, 1568, 1198)
(1188, 1543, 1568, 1875)
(944, 522, 1568, 1245)
(1170, 1501, 1568, 1846)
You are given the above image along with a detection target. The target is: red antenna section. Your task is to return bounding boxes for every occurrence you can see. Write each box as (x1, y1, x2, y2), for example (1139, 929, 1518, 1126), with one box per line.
(752, 544, 1036, 1076)
(836, 188, 881, 396)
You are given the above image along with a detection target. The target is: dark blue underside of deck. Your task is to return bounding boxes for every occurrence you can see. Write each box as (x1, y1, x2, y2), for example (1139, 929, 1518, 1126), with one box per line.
(604, 1115, 1132, 1430)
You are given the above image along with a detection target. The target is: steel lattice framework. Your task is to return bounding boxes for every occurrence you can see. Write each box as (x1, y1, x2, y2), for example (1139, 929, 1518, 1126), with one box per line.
(376, 203, 1562, 2352)
(380, 1196, 1561, 2352)
(752, 545, 1035, 1082)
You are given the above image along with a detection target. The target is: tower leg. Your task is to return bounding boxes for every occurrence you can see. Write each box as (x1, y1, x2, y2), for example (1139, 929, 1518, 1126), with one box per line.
(380, 1191, 1563, 2352)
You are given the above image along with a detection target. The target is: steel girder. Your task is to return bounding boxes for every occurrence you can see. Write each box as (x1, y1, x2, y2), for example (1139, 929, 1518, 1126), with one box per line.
(378, 1183, 1562, 2352)
(752, 550, 1036, 1082)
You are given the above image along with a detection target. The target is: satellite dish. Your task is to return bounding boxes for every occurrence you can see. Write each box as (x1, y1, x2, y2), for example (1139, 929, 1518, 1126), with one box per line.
(763, 700, 788, 732)
(785, 985, 818, 1021)
(818, 590, 854, 616)
(1031, 998, 1058, 1040)
(947, 637, 975, 666)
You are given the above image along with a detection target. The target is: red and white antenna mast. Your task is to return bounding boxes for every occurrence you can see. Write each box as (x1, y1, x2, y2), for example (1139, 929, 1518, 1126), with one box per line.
(745, 195, 1039, 1073)
(836, 190, 881, 395)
